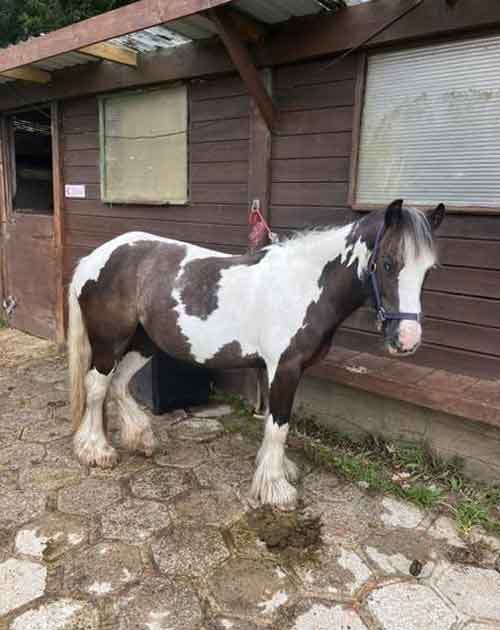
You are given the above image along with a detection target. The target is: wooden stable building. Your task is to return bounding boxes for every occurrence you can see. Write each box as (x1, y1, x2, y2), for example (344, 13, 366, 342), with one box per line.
(0, 0, 499, 442)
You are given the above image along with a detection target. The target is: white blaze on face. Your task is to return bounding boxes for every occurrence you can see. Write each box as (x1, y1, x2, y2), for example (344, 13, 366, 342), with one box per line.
(397, 246, 435, 352)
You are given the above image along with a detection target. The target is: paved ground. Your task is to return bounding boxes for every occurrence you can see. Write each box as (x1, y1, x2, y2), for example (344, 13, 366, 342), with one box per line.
(1, 329, 500, 630)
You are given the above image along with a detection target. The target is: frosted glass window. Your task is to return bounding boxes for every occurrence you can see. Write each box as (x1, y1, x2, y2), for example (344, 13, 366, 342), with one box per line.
(100, 85, 187, 204)
(356, 35, 500, 208)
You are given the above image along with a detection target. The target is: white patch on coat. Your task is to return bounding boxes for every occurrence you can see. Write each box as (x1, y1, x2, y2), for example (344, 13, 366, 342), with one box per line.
(174, 223, 369, 371)
(73, 231, 228, 297)
(397, 247, 435, 350)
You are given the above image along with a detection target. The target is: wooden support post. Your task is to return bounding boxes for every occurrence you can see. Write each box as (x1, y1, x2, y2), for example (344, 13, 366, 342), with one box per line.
(0, 66, 51, 84)
(51, 102, 65, 346)
(210, 7, 276, 131)
(248, 69, 272, 226)
(78, 42, 138, 67)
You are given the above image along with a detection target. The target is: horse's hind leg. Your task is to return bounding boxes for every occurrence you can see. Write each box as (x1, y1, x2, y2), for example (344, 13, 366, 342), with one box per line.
(109, 351, 157, 456)
(74, 354, 117, 468)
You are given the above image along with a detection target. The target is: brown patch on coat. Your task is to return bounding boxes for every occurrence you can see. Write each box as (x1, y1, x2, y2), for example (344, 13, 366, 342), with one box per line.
(204, 340, 264, 369)
(179, 250, 267, 320)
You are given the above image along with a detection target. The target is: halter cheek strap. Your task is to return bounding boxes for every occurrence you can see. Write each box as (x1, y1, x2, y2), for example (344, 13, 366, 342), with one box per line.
(368, 222, 421, 324)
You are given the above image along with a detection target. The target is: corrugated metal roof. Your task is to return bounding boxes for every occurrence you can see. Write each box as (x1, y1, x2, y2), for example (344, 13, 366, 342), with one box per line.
(0, 0, 375, 83)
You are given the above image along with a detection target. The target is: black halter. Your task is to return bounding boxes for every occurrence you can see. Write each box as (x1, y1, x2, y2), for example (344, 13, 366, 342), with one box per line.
(368, 222, 421, 325)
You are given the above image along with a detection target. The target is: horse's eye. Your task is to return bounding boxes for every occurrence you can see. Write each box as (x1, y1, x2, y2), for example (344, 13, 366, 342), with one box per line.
(383, 260, 392, 272)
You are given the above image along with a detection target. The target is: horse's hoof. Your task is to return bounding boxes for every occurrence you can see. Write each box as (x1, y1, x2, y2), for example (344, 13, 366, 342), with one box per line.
(122, 426, 157, 457)
(74, 441, 119, 469)
(251, 476, 298, 511)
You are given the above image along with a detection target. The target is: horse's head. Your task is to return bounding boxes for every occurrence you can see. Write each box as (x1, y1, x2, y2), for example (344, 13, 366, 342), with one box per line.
(368, 199, 445, 356)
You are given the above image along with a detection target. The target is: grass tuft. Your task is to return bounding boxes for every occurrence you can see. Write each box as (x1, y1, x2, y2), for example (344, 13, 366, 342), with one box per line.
(216, 391, 500, 538)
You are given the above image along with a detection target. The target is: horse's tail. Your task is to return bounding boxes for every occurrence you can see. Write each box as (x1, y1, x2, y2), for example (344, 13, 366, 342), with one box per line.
(68, 276, 91, 432)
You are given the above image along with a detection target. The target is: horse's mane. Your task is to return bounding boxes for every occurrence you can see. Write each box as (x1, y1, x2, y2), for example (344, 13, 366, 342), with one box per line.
(398, 206, 436, 260)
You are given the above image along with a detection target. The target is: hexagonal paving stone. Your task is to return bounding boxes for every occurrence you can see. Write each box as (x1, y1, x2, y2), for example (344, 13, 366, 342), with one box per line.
(208, 618, 259, 630)
(296, 546, 373, 598)
(19, 464, 82, 492)
(154, 440, 209, 469)
(15, 512, 88, 561)
(195, 458, 255, 491)
(433, 561, 500, 620)
(190, 404, 232, 419)
(290, 602, 368, 630)
(363, 530, 436, 579)
(130, 467, 189, 501)
(101, 498, 171, 544)
(380, 497, 425, 529)
(21, 418, 72, 443)
(170, 417, 224, 442)
(209, 434, 259, 461)
(0, 442, 45, 469)
(64, 541, 142, 597)
(44, 437, 82, 470)
(58, 479, 121, 515)
(9, 598, 100, 630)
(152, 525, 229, 577)
(0, 488, 47, 529)
(113, 577, 203, 630)
(0, 558, 46, 615)
(367, 582, 458, 630)
(171, 489, 245, 527)
(306, 484, 382, 545)
(208, 557, 295, 620)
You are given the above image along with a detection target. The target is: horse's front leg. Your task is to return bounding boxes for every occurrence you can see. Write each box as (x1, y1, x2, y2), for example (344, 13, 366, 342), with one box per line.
(250, 361, 301, 509)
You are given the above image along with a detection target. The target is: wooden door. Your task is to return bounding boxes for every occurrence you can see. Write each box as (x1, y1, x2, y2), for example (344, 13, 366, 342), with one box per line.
(0, 109, 58, 340)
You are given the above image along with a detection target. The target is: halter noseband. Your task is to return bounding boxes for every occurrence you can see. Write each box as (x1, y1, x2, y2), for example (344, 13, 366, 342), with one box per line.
(368, 222, 421, 325)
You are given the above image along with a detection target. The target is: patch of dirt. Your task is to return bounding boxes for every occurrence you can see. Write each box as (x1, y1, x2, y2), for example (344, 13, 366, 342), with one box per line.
(446, 540, 500, 572)
(0, 328, 57, 368)
(246, 504, 323, 563)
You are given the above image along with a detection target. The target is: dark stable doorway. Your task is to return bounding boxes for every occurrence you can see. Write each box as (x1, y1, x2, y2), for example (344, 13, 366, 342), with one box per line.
(10, 108, 53, 214)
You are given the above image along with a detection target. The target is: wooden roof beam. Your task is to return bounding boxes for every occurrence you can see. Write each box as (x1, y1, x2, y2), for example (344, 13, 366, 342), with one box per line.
(78, 42, 138, 67)
(0, 66, 51, 84)
(209, 7, 276, 130)
(0, 0, 234, 75)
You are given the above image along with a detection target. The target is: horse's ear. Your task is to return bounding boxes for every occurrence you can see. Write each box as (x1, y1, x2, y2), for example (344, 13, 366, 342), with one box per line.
(427, 203, 446, 231)
(385, 199, 404, 229)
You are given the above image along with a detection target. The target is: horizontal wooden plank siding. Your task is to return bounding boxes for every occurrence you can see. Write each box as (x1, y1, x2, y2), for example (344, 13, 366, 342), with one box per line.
(59, 52, 500, 382)
(270, 53, 500, 380)
(61, 75, 250, 284)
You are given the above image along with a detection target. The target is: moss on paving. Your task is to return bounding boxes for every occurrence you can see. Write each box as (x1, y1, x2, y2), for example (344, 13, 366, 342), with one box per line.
(214, 391, 500, 538)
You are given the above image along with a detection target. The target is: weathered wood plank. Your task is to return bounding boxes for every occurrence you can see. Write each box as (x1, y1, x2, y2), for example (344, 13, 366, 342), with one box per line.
(64, 132, 99, 151)
(277, 107, 353, 135)
(423, 291, 500, 329)
(438, 238, 500, 270)
(426, 266, 500, 299)
(272, 158, 350, 183)
(190, 95, 249, 122)
(64, 199, 249, 222)
(64, 149, 100, 167)
(190, 75, 248, 101)
(191, 118, 249, 143)
(275, 55, 358, 88)
(190, 182, 248, 204)
(276, 79, 355, 111)
(190, 161, 248, 184)
(271, 182, 349, 207)
(190, 139, 249, 163)
(272, 132, 352, 160)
